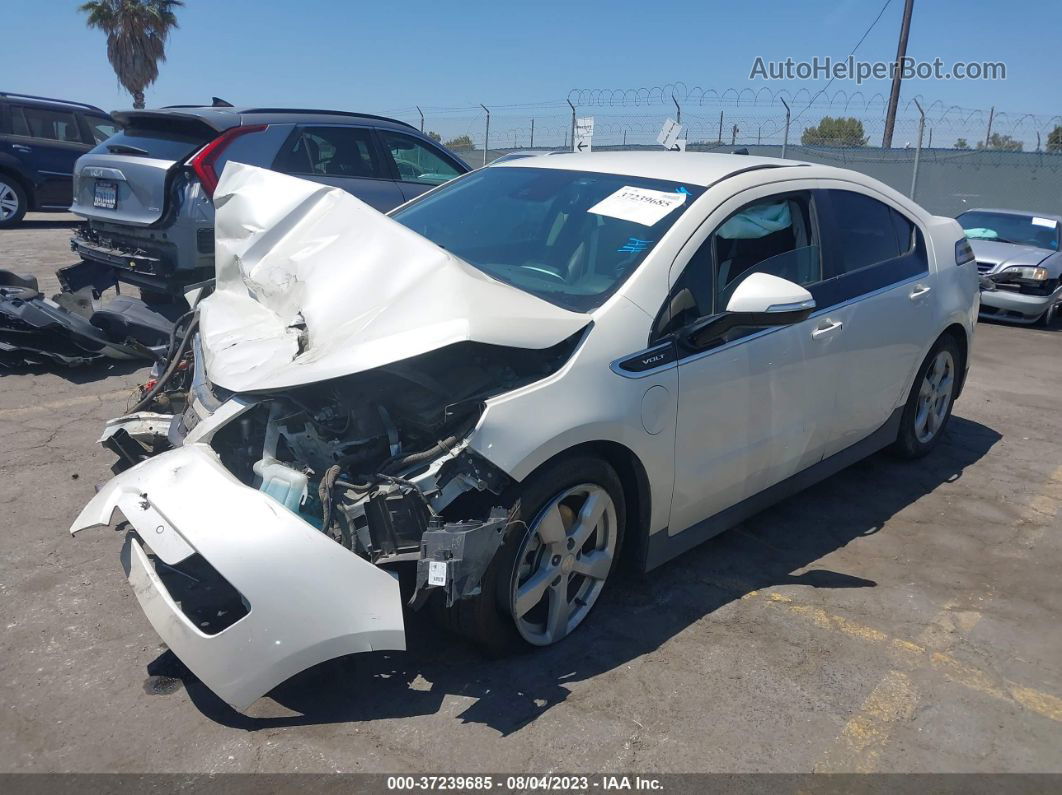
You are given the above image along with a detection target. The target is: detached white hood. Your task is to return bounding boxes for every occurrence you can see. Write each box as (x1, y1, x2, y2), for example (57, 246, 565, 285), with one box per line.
(199, 164, 590, 393)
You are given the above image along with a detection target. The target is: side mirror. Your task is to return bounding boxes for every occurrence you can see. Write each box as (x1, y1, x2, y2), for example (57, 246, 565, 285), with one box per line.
(680, 272, 815, 350)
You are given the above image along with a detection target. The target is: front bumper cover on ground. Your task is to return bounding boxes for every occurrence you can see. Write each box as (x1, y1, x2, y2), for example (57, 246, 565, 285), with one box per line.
(69, 443, 406, 710)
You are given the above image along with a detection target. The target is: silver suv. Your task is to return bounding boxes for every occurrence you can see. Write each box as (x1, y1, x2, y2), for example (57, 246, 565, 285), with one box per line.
(70, 105, 470, 296)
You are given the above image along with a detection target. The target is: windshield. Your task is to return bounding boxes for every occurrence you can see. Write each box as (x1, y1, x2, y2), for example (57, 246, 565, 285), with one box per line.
(957, 211, 1060, 250)
(390, 166, 704, 311)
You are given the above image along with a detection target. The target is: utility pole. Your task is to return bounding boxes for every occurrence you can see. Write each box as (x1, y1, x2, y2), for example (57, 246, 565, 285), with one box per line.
(567, 98, 577, 153)
(480, 104, 490, 167)
(882, 0, 915, 149)
(717, 111, 724, 144)
(530, 118, 535, 149)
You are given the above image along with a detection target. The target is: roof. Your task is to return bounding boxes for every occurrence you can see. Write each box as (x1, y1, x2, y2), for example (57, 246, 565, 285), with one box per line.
(112, 105, 416, 133)
(0, 92, 106, 114)
(489, 151, 809, 186)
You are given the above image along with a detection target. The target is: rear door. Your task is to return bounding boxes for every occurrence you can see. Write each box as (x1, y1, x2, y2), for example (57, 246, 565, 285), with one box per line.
(814, 187, 936, 457)
(5, 103, 91, 208)
(270, 125, 403, 212)
(376, 129, 467, 203)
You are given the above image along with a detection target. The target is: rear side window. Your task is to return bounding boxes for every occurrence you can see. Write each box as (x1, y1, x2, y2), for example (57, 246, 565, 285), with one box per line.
(379, 130, 462, 186)
(12, 105, 81, 142)
(273, 126, 385, 179)
(827, 191, 914, 274)
(88, 126, 212, 161)
(85, 115, 119, 144)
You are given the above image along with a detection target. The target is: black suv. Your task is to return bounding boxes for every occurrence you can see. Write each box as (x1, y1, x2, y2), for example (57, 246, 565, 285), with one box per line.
(69, 105, 471, 295)
(0, 93, 119, 227)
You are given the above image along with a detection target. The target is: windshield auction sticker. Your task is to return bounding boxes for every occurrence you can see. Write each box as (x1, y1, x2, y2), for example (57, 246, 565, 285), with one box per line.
(588, 186, 687, 226)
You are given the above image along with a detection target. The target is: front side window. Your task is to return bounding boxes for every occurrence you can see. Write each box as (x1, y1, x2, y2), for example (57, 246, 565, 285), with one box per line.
(12, 106, 81, 142)
(379, 131, 462, 186)
(957, 210, 1060, 251)
(273, 126, 385, 179)
(391, 166, 704, 312)
(658, 193, 819, 336)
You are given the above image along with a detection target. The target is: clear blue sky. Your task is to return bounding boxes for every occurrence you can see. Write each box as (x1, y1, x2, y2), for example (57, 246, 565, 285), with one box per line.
(6, 0, 1060, 146)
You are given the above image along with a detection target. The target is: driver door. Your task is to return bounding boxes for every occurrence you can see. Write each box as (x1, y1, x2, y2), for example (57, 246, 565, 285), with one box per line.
(663, 188, 846, 538)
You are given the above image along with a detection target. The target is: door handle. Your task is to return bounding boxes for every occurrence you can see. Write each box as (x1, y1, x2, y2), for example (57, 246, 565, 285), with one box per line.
(811, 320, 843, 340)
(909, 284, 932, 299)
(11, 144, 32, 152)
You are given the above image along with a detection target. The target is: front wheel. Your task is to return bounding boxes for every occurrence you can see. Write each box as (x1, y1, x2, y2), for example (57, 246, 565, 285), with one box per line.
(890, 336, 960, 459)
(436, 456, 625, 651)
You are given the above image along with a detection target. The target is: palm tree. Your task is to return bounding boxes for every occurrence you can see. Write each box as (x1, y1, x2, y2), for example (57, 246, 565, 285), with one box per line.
(80, 0, 183, 109)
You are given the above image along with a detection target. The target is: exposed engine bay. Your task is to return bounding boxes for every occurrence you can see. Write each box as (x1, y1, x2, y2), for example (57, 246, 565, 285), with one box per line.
(111, 323, 582, 606)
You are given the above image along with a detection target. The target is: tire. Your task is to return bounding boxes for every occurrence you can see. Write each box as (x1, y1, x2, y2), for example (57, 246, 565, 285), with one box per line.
(0, 176, 28, 228)
(436, 455, 626, 652)
(890, 335, 961, 459)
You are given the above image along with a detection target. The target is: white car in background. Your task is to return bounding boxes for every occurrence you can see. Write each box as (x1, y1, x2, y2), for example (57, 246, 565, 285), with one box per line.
(71, 153, 980, 711)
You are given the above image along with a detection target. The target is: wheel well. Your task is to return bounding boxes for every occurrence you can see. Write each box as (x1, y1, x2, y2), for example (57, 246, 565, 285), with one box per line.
(524, 440, 652, 573)
(0, 167, 33, 207)
(940, 323, 969, 397)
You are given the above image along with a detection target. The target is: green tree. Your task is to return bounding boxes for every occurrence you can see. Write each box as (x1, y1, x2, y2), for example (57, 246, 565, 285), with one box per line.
(427, 130, 442, 143)
(1046, 125, 1062, 154)
(800, 116, 867, 147)
(80, 0, 183, 109)
(444, 135, 474, 150)
(977, 133, 1023, 152)
(954, 138, 970, 150)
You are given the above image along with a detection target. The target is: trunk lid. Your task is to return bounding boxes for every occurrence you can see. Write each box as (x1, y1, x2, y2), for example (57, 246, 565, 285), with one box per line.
(71, 113, 221, 226)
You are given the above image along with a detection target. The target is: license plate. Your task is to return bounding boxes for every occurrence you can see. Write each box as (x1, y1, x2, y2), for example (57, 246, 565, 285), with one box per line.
(93, 181, 117, 209)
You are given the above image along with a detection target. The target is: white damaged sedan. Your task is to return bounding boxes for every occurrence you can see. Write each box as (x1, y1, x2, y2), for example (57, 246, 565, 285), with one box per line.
(71, 153, 979, 710)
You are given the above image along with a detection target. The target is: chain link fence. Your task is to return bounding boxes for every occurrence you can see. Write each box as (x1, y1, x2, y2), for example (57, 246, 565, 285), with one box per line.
(380, 86, 1061, 217)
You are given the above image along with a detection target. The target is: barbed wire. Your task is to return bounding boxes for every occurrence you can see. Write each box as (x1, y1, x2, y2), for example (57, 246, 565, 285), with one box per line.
(378, 85, 1060, 154)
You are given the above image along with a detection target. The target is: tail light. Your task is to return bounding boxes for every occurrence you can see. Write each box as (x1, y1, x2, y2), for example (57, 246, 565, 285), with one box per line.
(187, 124, 267, 198)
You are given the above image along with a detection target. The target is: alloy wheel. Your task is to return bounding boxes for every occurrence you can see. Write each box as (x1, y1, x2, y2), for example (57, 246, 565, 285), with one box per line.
(510, 483, 617, 646)
(914, 349, 955, 444)
(0, 182, 19, 222)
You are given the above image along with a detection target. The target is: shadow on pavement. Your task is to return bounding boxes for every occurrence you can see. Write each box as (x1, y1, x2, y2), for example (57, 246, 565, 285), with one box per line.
(156, 414, 1001, 734)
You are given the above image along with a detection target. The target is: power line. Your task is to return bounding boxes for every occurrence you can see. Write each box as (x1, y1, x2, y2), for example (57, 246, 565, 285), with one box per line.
(792, 0, 896, 124)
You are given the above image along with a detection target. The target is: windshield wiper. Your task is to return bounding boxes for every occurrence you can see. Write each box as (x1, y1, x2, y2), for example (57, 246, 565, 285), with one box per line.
(106, 144, 150, 156)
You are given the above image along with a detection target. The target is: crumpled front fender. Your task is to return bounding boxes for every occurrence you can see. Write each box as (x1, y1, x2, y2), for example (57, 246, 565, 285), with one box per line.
(70, 443, 405, 710)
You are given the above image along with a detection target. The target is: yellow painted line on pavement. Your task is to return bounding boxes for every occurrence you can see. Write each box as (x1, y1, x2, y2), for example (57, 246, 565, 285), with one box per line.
(0, 389, 132, 419)
(758, 592, 1062, 726)
(1017, 465, 1062, 549)
(814, 670, 919, 773)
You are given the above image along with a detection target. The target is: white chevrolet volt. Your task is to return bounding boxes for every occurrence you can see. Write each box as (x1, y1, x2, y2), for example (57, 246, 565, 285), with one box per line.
(72, 153, 980, 710)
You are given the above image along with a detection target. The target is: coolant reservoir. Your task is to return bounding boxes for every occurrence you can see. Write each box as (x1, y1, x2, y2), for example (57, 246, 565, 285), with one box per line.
(252, 458, 309, 513)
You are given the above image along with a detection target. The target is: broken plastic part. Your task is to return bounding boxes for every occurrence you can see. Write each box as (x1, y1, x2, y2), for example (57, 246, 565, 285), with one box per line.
(411, 508, 509, 608)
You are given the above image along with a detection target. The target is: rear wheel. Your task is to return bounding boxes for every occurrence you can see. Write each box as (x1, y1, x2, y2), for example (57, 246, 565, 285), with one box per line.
(891, 336, 960, 459)
(0, 177, 27, 228)
(437, 456, 625, 651)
